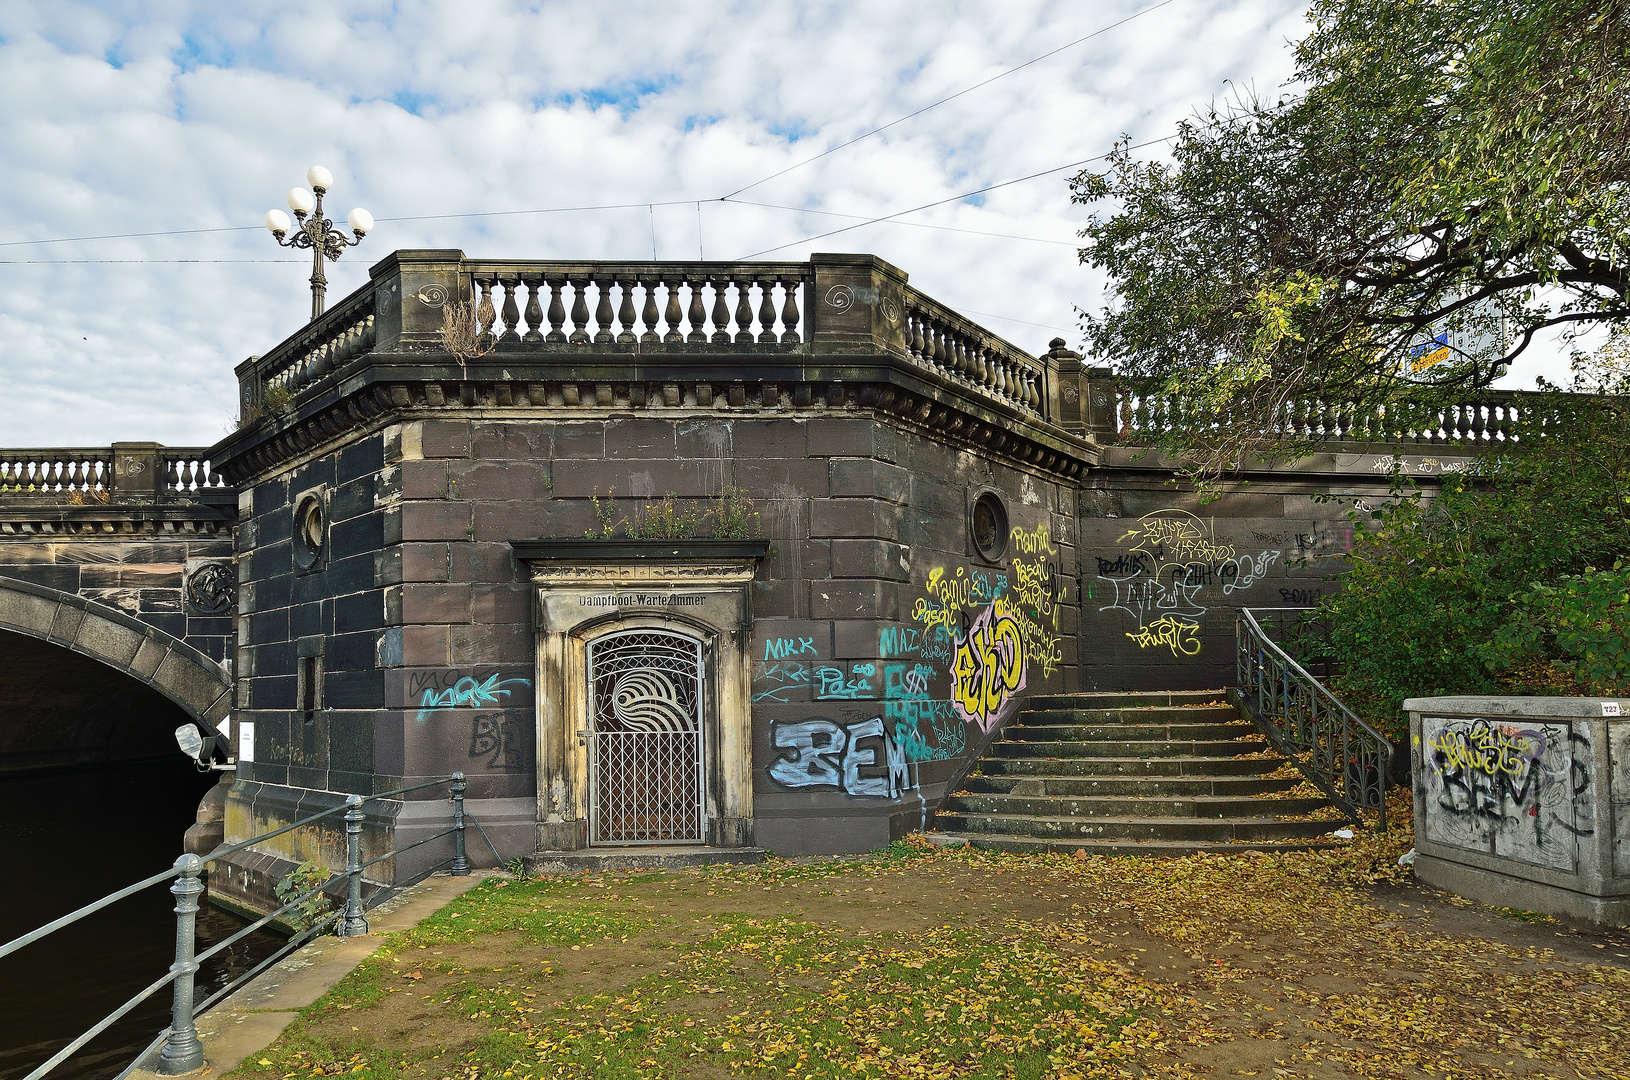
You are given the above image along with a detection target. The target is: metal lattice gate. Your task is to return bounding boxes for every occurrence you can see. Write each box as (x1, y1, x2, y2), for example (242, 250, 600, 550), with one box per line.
(586, 629, 705, 844)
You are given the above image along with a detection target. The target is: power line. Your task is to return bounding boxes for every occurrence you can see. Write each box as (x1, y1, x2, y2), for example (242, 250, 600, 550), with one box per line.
(0, 259, 304, 264)
(720, 0, 1183, 200)
(0, 226, 260, 248)
(735, 136, 1171, 259)
(724, 199, 1078, 246)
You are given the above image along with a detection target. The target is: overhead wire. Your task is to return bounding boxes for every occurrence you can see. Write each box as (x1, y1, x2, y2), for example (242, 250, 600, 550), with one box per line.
(733, 135, 1171, 259)
(719, 0, 1183, 200)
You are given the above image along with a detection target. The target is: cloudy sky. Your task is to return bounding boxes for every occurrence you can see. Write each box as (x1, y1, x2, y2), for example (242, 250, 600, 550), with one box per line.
(0, 0, 1570, 448)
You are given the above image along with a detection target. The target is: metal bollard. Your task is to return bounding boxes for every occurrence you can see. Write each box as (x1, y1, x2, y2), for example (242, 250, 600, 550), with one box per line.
(338, 795, 369, 937)
(451, 772, 469, 876)
(157, 853, 205, 1074)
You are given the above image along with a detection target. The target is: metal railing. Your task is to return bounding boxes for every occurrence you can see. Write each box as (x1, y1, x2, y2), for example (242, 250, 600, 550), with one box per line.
(1235, 608, 1391, 830)
(0, 774, 487, 1080)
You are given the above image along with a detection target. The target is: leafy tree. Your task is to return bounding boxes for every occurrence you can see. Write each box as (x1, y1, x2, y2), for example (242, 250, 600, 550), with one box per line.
(1073, 0, 1630, 474)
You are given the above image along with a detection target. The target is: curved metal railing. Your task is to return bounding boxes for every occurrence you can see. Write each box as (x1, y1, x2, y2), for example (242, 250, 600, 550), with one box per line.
(0, 774, 494, 1080)
(1235, 607, 1391, 830)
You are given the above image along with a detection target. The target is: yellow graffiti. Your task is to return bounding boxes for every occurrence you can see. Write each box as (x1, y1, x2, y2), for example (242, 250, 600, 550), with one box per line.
(1009, 522, 1057, 556)
(997, 596, 1064, 678)
(950, 601, 1027, 732)
(1427, 725, 1535, 778)
(1125, 615, 1202, 656)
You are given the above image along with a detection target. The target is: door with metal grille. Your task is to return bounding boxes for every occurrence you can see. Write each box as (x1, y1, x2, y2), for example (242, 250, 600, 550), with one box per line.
(586, 629, 706, 844)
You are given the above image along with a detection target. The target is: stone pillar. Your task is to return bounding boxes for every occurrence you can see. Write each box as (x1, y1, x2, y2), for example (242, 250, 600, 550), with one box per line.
(1084, 366, 1120, 443)
(366, 248, 469, 353)
(807, 252, 910, 356)
(1046, 339, 1084, 435)
(111, 442, 164, 502)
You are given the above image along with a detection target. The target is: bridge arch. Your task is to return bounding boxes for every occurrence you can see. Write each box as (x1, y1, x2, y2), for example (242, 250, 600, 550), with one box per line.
(0, 575, 232, 754)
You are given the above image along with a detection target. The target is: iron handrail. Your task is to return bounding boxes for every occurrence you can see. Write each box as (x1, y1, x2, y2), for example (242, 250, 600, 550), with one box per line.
(1235, 607, 1391, 830)
(0, 773, 473, 1078)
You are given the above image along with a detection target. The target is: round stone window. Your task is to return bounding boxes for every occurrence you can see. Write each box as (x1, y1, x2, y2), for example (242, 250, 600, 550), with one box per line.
(971, 491, 1008, 562)
(293, 493, 327, 571)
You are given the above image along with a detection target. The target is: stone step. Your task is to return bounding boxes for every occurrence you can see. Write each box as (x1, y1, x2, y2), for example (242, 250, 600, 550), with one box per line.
(976, 755, 1283, 777)
(1005, 722, 1258, 742)
(1022, 691, 1229, 710)
(943, 793, 1330, 819)
(988, 738, 1268, 759)
(1016, 705, 1242, 726)
(934, 811, 1339, 843)
(922, 832, 1345, 857)
(962, 774, 1301, 797)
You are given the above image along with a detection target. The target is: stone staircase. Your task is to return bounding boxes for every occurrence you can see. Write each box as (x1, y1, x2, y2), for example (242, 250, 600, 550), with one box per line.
(926, 690, 1347, 855)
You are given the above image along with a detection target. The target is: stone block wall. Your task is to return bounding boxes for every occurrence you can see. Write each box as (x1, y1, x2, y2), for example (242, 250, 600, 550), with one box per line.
(225, 405, 1081, 886)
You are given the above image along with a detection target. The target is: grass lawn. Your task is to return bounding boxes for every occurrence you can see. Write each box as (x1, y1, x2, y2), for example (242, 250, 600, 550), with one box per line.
(230, 796, 1630, 1080)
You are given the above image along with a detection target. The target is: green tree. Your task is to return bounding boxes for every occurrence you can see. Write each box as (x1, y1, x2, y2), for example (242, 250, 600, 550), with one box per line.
(1074, 0, 1629, 474)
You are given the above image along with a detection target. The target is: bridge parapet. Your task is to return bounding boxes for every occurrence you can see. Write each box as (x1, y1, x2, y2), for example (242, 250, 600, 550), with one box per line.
(1, 444, 232, 509)
(226, 250, 1071, 484)
(1087, 375, 1546, 451)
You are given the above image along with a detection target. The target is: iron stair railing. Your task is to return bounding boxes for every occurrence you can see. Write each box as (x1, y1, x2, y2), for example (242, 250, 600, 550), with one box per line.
(1234, 607, 1392, 830)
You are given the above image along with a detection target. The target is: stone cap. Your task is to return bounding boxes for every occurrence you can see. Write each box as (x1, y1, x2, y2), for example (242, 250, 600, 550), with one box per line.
(1403, 695, 1628, 718)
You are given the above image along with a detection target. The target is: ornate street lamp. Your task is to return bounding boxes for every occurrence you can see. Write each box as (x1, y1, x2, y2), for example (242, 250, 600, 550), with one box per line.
(264, 165, 373, 321)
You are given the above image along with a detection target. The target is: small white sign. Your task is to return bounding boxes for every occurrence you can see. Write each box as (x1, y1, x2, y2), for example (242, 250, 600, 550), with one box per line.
(1604, 702, 1623, 717)
(238, 721, 256, 762)
(219, 716, 231, 740)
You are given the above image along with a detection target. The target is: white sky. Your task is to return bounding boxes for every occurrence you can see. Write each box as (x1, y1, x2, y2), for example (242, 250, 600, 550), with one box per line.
(0, 0, 1570, 448)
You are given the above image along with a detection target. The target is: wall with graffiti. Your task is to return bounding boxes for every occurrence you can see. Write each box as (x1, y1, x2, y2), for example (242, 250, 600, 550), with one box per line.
(1418, 715, 1594, 872)
(754, 495, 1072, 836)
(1078, 490, 1357, 689)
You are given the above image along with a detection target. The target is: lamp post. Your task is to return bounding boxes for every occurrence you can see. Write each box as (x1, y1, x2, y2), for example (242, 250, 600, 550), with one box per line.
(264, 166, 373, 322)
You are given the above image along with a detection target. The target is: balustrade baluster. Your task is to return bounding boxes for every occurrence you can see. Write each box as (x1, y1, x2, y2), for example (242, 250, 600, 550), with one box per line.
(1470, 403, 1486, 443)
(1025, 368, 1041, 411)
(499, 279, 522, 343)
(663, 277, 684, 343)
(545, 276, 567, 343)
(568, 277, 591, 344)
(709, 277, 731, 343)
(523, 276, 544, 343)
(970, 343, 989, 387)
(909, 313, 926, 360)
(593, 278, 614, 344)
(734, 278, 755, 343)
(757, 278, 779, 342)
(476, 279, 497, 343)
(779, 277, 800, 343)
(640, 278, 662, 344)
(687, 279, 707, 343)
(616, 278, 638, 344)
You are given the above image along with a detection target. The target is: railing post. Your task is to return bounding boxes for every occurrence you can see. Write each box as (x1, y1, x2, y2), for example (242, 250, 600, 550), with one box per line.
(156, 854, 205, 1074)
(451, 773, 470, 876)
(338, 795, 369, 937)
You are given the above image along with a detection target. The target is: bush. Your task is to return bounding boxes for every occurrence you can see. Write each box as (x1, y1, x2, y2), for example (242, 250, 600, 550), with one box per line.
(1321, 357, 1630, 738)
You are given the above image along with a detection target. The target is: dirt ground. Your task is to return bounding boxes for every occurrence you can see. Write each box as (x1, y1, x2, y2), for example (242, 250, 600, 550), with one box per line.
(232, 832, 1630, 1080)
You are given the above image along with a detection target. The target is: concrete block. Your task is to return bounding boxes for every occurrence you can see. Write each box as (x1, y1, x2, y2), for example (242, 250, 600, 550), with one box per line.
(401, 501, 472, 542)
(604, 418, 677, 458)
(472, 502, 548, 544)
(448, 543, 515, 584)
(830, 458, 910, 503)
(470, 421, 547, 459)
(400, 624, 451, 667)
(398, 459, 450, 500)
(420, 420, 471, 458)
(73, 613, 146, 668)
(453, 461, 551, 502)
(151, 650, 230, 714)
(48, 603, 85, 645)
(830, 539, 911, 581)
(401, 543, 451, 583)
(551, 422, 605, 459)
(0, 588, 60, 636)
(809, 499, 903, 541)
(401, 583, 471, 625)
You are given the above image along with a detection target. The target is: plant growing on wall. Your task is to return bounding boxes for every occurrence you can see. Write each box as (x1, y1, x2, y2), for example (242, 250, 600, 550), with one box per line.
(273, 860, 334, 932)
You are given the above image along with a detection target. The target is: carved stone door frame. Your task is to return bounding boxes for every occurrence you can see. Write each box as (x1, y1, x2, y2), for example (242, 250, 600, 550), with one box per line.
(512, 540, 768, 852)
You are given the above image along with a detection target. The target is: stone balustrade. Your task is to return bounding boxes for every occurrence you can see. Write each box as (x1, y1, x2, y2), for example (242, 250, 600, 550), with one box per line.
(234, 251, 1055, 430)
(1086, 376, 1551, 449)
(0, 445, 229, 504)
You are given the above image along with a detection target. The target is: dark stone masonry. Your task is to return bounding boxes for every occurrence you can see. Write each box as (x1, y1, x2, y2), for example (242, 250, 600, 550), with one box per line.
(0, 249, 1494, 915)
